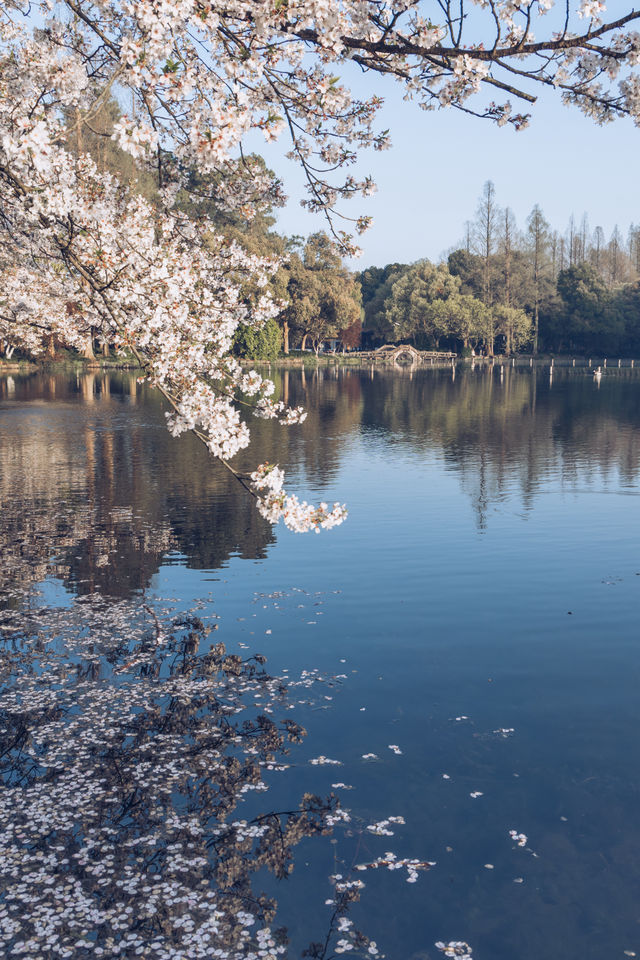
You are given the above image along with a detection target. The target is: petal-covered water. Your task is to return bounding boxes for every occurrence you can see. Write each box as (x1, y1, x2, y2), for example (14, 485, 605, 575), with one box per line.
(1, 365, 639, 960)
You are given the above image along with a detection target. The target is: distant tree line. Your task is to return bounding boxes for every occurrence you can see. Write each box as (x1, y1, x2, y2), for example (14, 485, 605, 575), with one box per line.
(359, 257, 531, 356)
(359, 181, 640, 356)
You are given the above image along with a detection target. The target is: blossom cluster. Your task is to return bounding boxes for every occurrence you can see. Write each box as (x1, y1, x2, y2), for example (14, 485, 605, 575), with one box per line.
(509, 830, 529, 847)
(366, 816, 406, 837)
(435, 941, 474, 959)
(249, 463, 347, 533)
(355, 852, 437, 884)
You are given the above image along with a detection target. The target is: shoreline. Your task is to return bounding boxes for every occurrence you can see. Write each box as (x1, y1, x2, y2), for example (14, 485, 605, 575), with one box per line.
(2, 353, 639, 376)
(0, 357, 140, 374)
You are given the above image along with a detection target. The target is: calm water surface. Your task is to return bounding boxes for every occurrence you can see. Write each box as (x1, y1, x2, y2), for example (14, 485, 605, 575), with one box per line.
(1, 365, 639, 959)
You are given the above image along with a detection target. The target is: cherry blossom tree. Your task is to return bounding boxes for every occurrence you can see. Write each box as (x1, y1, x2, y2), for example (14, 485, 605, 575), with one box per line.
(2, 0, 640, 528)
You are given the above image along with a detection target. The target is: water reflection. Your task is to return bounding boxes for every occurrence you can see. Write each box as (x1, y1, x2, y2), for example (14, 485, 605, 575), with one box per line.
(0, 373, 275, 598)
(338, 365, 640, 527)
(2, 367, 640, 597)
(0, 595, 376, 959)
(2, 367, 640, 960)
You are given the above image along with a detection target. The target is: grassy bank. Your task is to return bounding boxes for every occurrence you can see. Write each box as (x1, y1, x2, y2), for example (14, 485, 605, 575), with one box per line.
(0, 359, 38, 374)
(1, 350, 141, 373)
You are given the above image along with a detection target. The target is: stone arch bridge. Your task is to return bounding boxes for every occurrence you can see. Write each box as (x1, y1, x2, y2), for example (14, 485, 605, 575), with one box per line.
(358, 345, 457, 367)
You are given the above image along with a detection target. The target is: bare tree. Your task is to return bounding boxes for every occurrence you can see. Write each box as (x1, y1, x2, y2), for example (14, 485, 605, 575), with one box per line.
(608, 225, 623, 284)
(527, 205, 550, 355)
(568, 214, 577, 267)
(550, 230, 559, 278)
(592, 225, 605, 275)
(579, 213, 590, 265)
(501, 207, 517, 308)
(473, 180, 500, 307)
(628, 224, 640, 277)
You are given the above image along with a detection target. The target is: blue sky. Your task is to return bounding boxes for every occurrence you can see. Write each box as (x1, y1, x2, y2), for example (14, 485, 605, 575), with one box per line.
(253, 70, 639, 269)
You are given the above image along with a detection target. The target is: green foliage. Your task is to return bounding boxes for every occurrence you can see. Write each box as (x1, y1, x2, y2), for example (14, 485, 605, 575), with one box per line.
(552, 264, 622, 353)
(448, 294, 492, 350)
(280, 233, 361, 352)
(233, 319, 282, 360)
(358, 263, 408, 344)
(385, 260, 460, 347)
(493, 304, 533, 353)
(375, 259, 513, 353)
(448, 249, 484, 299)
(557, 263, 609, 317)
(612, 283, 640, 354)
(354, 256, 533, 356)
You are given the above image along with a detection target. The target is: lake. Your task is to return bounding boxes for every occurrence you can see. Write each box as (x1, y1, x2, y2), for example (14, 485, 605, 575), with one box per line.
(1, 364, 639, 960)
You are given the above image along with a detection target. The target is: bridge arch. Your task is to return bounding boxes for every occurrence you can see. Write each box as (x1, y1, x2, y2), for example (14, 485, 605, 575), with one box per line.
(390, 345, 420, 367)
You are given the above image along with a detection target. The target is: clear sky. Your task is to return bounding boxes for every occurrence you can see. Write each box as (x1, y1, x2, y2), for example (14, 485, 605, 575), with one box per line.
(251, 67, 639, 269)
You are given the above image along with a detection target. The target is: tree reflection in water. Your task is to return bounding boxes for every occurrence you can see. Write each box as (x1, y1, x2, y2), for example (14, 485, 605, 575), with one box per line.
(4, 368, 640, 602)
(0, 597, 381, 959)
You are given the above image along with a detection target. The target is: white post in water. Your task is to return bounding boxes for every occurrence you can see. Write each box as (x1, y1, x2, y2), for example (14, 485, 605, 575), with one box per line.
(604, 358, 607, 367)
(588, 358, 592, 367)
(618, 359, 621, 367)
(632, 360, 635, 369)
(572, 358, 575, 367)
(530, 358, 533, 367)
